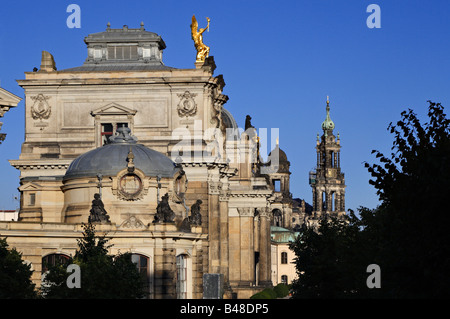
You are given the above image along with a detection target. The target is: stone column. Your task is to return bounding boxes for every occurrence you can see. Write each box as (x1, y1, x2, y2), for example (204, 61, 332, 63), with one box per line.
(317, 189, 323, 212)
(258, 207, 271, 286)
(326, 191, 331, 212)
(237, 207, 254, 286)
(219, 177, 230, 282)
(208, 181, 220, 274)
(335, 192, 341, 214)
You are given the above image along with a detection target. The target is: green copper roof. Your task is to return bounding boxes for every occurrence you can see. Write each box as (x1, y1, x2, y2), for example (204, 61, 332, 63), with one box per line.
(321, 97, 335, 131)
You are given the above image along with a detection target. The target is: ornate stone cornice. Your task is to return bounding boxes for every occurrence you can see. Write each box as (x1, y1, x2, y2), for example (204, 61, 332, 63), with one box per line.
(9, 159, 72, 170)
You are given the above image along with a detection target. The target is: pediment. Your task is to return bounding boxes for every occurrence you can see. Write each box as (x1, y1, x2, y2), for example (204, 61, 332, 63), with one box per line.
(19, 182, 42, 192)
(90, 102, 137, 116)
(0, 87, 22, 117)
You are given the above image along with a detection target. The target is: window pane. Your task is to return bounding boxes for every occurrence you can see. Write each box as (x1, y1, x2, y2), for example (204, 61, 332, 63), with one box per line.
(140, 256, 147, 267)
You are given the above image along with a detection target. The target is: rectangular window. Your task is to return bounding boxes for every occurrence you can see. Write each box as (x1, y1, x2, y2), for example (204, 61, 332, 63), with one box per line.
(107, 45, 138, 60)
(29, 193, 35, 206)
(281, 252, 288, 264)
(101, 123, 113, 145)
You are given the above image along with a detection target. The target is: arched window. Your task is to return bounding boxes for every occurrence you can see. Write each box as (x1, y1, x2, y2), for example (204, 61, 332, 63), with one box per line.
(176, 254, 189, 299)
(42, 253, 70, 272)
(272, 209, 283, 227)
(131, 254, 151, 298)
(281, 252, 288, 264)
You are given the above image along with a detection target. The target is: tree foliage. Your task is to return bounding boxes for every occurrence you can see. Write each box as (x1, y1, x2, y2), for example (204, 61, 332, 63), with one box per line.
(290, 101, 450, 298)
(0, 237, 37, 298)
(42, 222, 145, 298)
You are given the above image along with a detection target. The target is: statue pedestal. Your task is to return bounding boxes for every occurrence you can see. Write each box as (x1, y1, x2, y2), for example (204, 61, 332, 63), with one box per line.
(149, 222, 177, 232)
(191, 226, 202, 234)
(195, 61, 204, 69)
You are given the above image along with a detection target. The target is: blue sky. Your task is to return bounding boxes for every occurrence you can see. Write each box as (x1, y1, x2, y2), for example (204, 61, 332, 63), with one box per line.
(1, 0, 449, 212)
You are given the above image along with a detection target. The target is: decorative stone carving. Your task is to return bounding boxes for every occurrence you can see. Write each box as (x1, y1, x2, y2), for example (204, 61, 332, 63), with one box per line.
(237, 207, 254, 217)
(177, 91, 197, 117)
(208, 181, 221, 195)
(30, 94, 51, 120)
(119, 215, 146, 230)
(113, 146, 148, 201)
(153, 193, 175, 223)
(88, 193, 111, 224)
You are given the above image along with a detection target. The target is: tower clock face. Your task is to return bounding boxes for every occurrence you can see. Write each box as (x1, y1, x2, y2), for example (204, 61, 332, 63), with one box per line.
(119, 173, 142, 196)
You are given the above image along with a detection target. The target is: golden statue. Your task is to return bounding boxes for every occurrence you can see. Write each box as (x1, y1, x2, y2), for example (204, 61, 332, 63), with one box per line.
(191, 15, 210, 63)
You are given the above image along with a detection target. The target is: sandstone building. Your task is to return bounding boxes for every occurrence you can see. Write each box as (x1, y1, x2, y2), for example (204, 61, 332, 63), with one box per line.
(0, 23, 345, 299)
(0, 23, 290, 299)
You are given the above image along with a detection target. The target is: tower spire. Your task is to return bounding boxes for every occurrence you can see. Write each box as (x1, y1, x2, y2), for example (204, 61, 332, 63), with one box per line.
(321, 96, 335, 132)
(309, 97, 346, 224)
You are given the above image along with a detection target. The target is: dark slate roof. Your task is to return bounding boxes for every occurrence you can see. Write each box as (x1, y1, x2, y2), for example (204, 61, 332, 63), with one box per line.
(64, 127, 179, 180)
(60, 63, 175, 72)
(58, 23, 175, 72)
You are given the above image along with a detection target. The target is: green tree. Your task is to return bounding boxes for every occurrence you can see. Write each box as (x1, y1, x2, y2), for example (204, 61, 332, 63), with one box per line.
(290, 213, 372, 298)
(363, 101, 450, 298)
(0, 237, 37, 298)
(42, 222, 145, 298)
(290, 101, 450, 298)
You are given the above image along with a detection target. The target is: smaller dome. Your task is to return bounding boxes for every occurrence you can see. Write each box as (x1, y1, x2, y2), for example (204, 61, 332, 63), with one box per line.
(266, 141, 290, 174)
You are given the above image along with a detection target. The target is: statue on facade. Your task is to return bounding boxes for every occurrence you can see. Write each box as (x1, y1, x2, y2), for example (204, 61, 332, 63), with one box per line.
(191, 15, 210, 63)
(189, 200, 203, 226)
(179, 199, 203, 232)
(245, 115, 254, 131)
(153, 193, 175, 223)
(88, 193, 111, 224)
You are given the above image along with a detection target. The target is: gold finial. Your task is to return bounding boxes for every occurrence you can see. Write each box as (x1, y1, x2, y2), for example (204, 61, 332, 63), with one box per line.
(327, 95, 330, 106)
(191, 15, 210, 63)
(276, 137, 279, 145)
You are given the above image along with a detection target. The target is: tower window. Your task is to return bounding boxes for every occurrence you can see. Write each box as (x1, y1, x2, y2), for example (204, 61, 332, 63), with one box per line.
(281, 275, 288, 284)
(273, 180, 281, 192)
(281, 252, 288, 264)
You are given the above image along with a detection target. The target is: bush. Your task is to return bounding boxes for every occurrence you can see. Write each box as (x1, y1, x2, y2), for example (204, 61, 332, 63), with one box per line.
(250, 287, 277, 299)
(250, 290, 272, 299)
(273, 283, 290, 298)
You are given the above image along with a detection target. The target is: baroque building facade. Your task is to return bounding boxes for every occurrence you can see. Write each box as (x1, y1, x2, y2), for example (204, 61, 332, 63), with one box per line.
(0, 23, 291, 299)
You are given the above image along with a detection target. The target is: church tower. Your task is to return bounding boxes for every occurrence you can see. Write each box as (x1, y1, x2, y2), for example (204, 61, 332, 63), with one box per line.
(309, 97, 346, 220)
